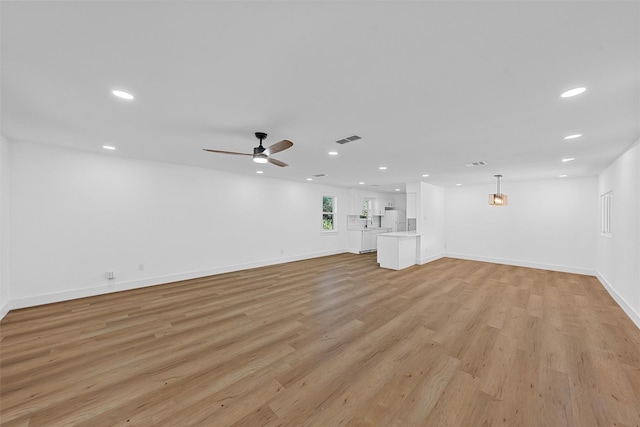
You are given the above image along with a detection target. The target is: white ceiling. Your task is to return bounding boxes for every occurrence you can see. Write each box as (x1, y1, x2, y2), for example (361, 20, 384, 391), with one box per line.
(2, 1, 638, 192)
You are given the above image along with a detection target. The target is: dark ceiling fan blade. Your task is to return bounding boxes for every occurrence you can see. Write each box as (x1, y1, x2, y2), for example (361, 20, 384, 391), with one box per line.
(268, 157, 288, 167)
(263, 140, 293, 156)
(203, 149, 252, 156)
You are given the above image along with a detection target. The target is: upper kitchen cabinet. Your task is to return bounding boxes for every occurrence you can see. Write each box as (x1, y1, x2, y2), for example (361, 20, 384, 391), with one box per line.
(380, 198, 395, 210)
(347, 189, 399, 217)
(371, 198, 394, 216)
(370, 198, 382, 216)
(348, 193, 366, 216)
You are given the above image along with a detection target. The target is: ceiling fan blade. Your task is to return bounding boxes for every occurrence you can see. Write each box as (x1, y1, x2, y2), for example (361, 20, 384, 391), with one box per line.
(203, 149, 252, 156)
(263, 140, 293, 156)
(268, 157, 288, 167)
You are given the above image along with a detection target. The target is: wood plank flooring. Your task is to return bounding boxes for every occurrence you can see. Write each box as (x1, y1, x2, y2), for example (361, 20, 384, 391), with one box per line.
(1, 254, 639, 426)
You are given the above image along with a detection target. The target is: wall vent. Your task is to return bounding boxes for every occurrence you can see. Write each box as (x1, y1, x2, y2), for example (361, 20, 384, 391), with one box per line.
(465, 161, 487, 167)
(335, 135, 362, 144)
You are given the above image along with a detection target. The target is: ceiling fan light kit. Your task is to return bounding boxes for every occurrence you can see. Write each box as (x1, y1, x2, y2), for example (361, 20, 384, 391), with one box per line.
(253, 154, 268, 164)
(489, 174, 508, 206)
(204, 132, 293, 167)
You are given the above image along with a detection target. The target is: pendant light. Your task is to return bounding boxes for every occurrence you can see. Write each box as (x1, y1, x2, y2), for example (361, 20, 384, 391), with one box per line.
(489, 174, 508, 206)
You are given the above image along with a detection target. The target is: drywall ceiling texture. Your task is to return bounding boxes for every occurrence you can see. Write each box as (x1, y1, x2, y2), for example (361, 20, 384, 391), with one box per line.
(444, 177, 598, 274)
(8, 140, 348, 306)
(1, 1, 638, 191)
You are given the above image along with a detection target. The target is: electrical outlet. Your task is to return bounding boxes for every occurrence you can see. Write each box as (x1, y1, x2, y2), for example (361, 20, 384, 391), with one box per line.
(138, 263, 145, 271)
(106, 271, 115, 280)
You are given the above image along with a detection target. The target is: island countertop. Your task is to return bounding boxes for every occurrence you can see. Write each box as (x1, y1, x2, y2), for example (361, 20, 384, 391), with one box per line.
(378, 231, 420, 237)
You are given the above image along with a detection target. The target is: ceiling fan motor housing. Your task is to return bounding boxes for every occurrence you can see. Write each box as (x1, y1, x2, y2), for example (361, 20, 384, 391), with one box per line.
(254, 132, 267, 155)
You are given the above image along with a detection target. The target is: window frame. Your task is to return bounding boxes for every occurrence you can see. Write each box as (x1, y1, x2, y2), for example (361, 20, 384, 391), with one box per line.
(321, 195, 337, 233)
(601, 191, 612, 236)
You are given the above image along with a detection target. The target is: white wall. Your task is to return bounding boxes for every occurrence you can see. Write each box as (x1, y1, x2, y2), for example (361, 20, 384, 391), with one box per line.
(0, 136, 10, 318)
(445, 177, 597, 274)
(4, 138, 638, 332)
(8, 140, 349, 308)
(418, 182, 446, 263)
(597, 141, 640, 328)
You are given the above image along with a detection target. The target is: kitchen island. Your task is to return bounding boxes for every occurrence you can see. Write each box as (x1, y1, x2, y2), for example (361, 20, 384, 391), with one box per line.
(376, 232, 420, 270)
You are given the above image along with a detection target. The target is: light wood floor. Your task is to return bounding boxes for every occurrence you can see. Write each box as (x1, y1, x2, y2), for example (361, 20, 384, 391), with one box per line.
(1, 254, 640, 426)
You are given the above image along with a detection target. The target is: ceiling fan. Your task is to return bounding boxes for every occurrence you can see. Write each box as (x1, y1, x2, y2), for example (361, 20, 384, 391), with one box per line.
(203, 132, 293, 167)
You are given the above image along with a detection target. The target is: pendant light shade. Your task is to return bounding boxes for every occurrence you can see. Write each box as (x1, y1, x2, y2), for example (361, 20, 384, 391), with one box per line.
(489, 174, 508, 206)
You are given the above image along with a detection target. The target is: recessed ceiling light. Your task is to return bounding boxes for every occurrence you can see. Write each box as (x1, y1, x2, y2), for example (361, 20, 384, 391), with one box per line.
(564, 134, 582, 140)
(422, 174, 430, 177)
(562, 157, 575, 162)
(256, 170, 263, 174)
(306, 178, 313, 181)
(559, 174, 568, 178)
(111, 90, 134, 100)
(102, 145, 116, 150)
(358, 182, 365, 185)
(379, 166, 387, 170)
(394, 188, 400, 192)
(456, 183, 462, 186)
(560, 87, 586, 98)
(328, 151, 338, 156)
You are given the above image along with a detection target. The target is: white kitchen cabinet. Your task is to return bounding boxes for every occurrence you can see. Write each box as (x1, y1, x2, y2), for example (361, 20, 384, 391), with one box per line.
(369, 199, 382, 216)
(348, 229, 390, 253)
(347, 230, 362, 253)
(370, 198, 394, 216)
(377, 232, 420, 270)
(348, 194, 366, 216)
(377, 198, 395, 214)
(362, 230, 376, 252)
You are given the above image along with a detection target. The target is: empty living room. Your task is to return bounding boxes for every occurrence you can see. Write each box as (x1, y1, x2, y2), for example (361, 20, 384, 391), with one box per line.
(1, 1, 639, 426)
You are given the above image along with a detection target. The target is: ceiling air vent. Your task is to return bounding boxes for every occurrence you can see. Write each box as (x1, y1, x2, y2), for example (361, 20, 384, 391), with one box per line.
(335, 135, 362, 144)
(465, 161, 487, 167)
(312, 174, 326, 178)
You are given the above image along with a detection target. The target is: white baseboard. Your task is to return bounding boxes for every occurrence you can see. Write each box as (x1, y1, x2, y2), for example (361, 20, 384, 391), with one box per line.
(596, 272, 640, 330)
(417, 253, 446, 265)
(8, 249, 347, 311)
(0, 300, 11, 321)
(7, 251, 638, 336)
(445, 252, 596, 276)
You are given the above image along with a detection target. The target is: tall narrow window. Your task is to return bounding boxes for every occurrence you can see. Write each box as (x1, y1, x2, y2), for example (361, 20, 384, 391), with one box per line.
(322, 196, 336, 231)
(601, 192, 612, 235)
(360, 199, 369, 219)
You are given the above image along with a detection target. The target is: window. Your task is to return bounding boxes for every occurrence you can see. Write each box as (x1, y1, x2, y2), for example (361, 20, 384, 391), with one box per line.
(360, 199, 369, 219)
(601, 192, 612, 235)
(322, 196, 336, 231)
